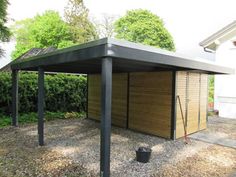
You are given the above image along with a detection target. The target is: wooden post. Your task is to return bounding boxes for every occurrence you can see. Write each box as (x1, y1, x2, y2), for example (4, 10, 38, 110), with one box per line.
(38, 67, 45, 146)
(100, 57, 112, 177)
(12, 70, 19, 126)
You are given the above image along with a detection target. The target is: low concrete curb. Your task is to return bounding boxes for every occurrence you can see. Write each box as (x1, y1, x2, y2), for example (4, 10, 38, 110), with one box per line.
(190, 132, 236, 149)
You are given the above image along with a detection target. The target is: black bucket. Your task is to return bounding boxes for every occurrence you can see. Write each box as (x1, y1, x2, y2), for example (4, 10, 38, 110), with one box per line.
(136, 147, 152, 163)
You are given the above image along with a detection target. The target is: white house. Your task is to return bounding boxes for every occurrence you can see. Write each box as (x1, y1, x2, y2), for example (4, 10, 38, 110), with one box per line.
(200, 21, 236, 119)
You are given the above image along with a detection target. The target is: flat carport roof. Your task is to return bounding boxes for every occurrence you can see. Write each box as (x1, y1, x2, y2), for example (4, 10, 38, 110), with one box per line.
(11, 38, 234, 74)
(10, 38, 234, 177)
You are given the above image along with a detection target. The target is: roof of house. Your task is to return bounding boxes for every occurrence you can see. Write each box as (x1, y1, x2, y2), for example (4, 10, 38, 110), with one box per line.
(0, 47, 56, 72)
(199, 21, 236, 51)
(11, 38, 234, 74)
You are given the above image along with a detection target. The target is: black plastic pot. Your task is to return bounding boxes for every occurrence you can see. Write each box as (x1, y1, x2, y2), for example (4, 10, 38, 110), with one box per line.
(136, 147, 152, 163)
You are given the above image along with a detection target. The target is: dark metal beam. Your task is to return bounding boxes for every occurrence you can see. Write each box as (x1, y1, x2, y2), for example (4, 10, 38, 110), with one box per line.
(38, 67, 45, 146)
(12, 70, 19, 126)
(100, 57, 112, 177)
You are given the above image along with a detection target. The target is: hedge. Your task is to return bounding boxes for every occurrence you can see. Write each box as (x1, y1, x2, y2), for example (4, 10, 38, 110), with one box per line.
(0, 112, 85, 128)
(0, 72, 87, 114)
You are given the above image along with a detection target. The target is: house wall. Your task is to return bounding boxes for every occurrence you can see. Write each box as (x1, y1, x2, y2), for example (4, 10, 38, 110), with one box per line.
(214, 40, 236, 119)
(175, 71, 207, 138)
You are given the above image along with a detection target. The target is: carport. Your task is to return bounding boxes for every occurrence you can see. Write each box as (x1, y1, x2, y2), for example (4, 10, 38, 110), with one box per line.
(10, 38, 233, 177)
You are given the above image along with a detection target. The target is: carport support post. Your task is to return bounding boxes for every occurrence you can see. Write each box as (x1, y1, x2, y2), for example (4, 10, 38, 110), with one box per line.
(38, 67, 45, 146)
(12, 70, 19, 126)
(100, 57, 112, 177)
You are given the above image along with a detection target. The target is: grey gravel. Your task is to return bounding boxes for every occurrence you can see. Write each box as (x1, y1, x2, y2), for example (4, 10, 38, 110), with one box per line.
(0, 117, 235, 177)
(46, 119, 211, 177)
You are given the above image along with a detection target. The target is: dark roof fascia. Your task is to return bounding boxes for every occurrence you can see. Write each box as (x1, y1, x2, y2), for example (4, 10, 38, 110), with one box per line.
(107, 39, 234, 74)
(1, 48, 42, 72)
(11, 38, 234, 74)
(11, 38, 109, 70)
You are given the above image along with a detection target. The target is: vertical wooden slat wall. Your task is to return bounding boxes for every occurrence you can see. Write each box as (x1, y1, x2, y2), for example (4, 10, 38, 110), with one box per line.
(128, 71, 172, 138)
(88, 71, 208, 139)
(176, 71, 187, 138)
(87, 73, 128, 128)
(187, 73, 200, 134)
(175, 71, 208, 138)
(199, 74, 208, 130)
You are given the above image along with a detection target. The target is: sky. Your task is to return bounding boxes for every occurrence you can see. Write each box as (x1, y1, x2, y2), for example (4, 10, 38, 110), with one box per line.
(0, 0, 235, 68)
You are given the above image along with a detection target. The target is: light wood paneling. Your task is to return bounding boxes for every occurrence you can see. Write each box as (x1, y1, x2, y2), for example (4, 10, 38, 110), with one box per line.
(88, 74, 101, 120)
(88, 73, 128, 128)
(199, 74, 208, 130)
(88, 71, 207, 139)
(187, 73, 200, 134)
(128, 72, 172, 138)
(176, 71, 187, 138)
(176, 72, 208, 138)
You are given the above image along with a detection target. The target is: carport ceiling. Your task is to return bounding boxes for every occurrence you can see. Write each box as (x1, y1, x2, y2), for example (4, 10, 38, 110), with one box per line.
(11, 38, 234, 74)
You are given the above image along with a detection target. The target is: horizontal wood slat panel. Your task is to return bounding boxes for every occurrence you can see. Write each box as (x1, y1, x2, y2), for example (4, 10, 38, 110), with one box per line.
(128, 71, 172, 138)
(88, 73, 128, 127)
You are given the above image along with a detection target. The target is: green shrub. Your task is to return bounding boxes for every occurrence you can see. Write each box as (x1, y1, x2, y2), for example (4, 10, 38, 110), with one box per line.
(0, 72, 87, 114)
(0, 111, 85, 127)
(208, 75, 214, 103)
(0, 114, 11, 127)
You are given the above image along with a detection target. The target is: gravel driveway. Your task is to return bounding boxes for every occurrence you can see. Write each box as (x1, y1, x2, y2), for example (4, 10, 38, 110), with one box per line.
(0, 117, 235, 177)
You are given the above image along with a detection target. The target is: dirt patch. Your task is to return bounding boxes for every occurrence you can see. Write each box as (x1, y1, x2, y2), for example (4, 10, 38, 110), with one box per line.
(156, 145, 236, 177)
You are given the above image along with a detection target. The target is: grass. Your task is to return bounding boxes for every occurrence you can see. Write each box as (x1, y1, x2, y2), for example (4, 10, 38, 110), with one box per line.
(0, 111, 85, 128)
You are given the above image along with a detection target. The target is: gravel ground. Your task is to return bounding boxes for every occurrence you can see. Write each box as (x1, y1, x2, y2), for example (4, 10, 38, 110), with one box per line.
(0, 117, 235, 177)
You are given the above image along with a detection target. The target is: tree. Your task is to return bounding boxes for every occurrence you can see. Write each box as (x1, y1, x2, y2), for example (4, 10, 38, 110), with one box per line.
(64, 0, 98, 43)
(12, 11, 74, 59)
(96, 14, 116, 38)
(0, 0, 11, 57)
(114, 9, 175, 51)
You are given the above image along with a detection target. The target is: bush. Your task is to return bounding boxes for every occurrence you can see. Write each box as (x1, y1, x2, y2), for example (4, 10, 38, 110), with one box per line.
(0, 72, 87, 114)
(0, 111, 85, 127)
(208, 75, 214, 103)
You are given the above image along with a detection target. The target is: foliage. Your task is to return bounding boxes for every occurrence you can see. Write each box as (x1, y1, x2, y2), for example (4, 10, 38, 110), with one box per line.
(11, 11, 75, 59)
(208, 75, 214, 103)
(64, 0, 98, 44)
(0, 113, 10, 127)
(95, 14, 116, 38)
(0, 0, 11, 57)
(114, 9, 175, 51)
(0, 111, 85, 128)
(0, 72, 87, 114)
